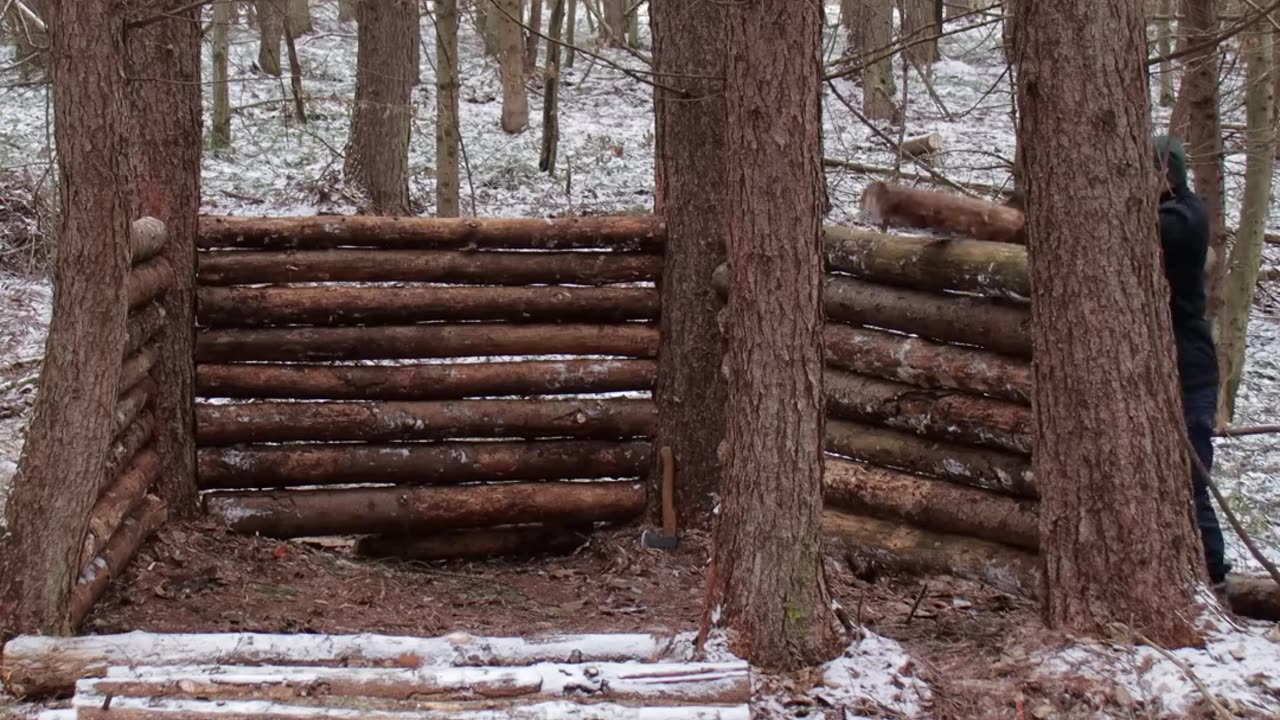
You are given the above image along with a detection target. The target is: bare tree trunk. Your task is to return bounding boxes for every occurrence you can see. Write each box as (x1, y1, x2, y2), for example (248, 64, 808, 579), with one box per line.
(626, 0, 639, 48)
(539, 0, 565, 174)
(899, 0, 938, 68)
(211, 0, 232, 148)
(945, 0, 971, 18)
(601, 0, 624, 46)
(649, 0, 727, 529)
(705, 0, 842, 670)
(497, 0, 528, 133)
(564, 0, 577, 67)
(1001, 0, 1014, 65)
(864, 0, 899, 122)
(5, 0, 47, 81)
(123, 0, 202, 514)
(1014, 0, 1204, 646)
(339, 0, 357, 21)
(0, 0, 132, 636)
(344, 0, 416, 215)
(524, 0, 543, 74)
(254, 0, 284, 76)
(1156, 0, 1175, 106)
(1217, 19, 1276, 423)
(436, 0, 461, 217)
(1181, 0, 1227, 318)
(286, 0, 312, 35)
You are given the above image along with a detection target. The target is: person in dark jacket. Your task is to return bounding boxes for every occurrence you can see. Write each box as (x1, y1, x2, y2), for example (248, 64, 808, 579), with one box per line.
(1153, 135, 1230, 588)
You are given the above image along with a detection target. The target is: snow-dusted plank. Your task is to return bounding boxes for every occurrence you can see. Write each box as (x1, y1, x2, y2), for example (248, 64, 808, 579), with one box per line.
(78, 660, 750, 705)
(1, 631, 680, 697)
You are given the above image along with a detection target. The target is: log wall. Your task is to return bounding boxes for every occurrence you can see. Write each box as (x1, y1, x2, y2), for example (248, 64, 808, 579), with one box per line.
(194, 214, 664, 553)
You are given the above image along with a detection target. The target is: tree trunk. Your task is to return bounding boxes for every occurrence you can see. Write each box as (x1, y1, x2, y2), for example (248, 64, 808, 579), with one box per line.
(435, 0, 461, 217)
(524, 0, 543, 74)
(839, 0, 862, 77)
(286, 0, 312, 35)
(650, 0, 727, 529)
(5, 0, 48, 82)
(344, 0, 416, 215)
(601, 0, 624, 46)
(899, 0, 937, 68)
(210, 0, 232, 148)
(123, 0, 202, 514)
(1156, 0, 1175, 106)
(254, 0, 284, 76)
(497, 0, 529, 133)
(339, 0, 357, 21)
(626, 0, 639, 48)
(863, 0, 899, 122)
(1217, 19, 1275, 423)
(0, 0, 132, 636)
(707, 0, 842, 670)
(539, 0, 565, 173)
(1014, 0, 1204, 645)
(564, 0, 577, 67)
(1181, 0, 1227, 317)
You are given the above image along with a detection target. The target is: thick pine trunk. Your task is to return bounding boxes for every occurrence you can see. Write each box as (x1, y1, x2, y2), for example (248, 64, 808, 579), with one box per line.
(863, 0, 899, 122)
(210, 0, 232, 147)
(497, 0, 529, 133)
(0, 0, 133, 636)
(254, 0, 284, 76)
(436, 0, 461, 216)
(1217, 21, 1276, 423)
(707, 0, 841, 671)
(1014, 0, 1204, 645)
(123, 0, 201, 514)
(344, 0, 416, 215)
(649, 0, 727, 528)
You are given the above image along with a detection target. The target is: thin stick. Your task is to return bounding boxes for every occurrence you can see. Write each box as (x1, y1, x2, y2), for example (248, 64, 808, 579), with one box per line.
(1132, 629, 1233, 720)
(1216, 423, 1280, 437)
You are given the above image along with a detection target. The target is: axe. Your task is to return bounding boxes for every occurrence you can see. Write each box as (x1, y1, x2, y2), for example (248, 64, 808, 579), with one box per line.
(641, 446, 678, 550)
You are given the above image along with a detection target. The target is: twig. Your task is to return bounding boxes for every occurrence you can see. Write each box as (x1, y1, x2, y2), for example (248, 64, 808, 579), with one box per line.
(1217, 423, 1280, 437)
(905, 583, 928, 624)
(128, 0, 219, 30)
(578, 0, 651, 66)
(823, 157, 1011, 196)
(1147, 0, 1280, 67)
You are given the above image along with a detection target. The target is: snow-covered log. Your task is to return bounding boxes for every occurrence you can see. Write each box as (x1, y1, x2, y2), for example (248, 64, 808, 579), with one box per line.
(80, 448, 161, 569)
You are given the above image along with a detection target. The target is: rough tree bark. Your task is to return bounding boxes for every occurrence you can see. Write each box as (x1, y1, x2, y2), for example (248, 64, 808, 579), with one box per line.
(0, 0, 133, 636)
(1217, 20, 1276, 423)
(864, 0, 899, 122)
(344, 0, 416, 215)
(649, 0, 727, 529)
(254, 0, 284, 75)
(539, 0, 565, 174)
(211, 0, 232, 148)
(1178, 0, 1226, 314)
(705, 0, 843, 670)
(1015, 0, 1205, 645)
(601, 0, 624, 46)
(436, 0, 461, 217)
(123, 0, 202, 514)
(496, 0, 528, 133)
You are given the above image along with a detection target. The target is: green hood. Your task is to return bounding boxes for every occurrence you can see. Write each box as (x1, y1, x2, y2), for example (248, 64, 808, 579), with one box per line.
(1153, 135, 1189, 192)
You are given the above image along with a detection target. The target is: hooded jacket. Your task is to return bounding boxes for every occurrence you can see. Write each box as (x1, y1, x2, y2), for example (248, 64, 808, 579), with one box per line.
(1153, 135, 1218, 393)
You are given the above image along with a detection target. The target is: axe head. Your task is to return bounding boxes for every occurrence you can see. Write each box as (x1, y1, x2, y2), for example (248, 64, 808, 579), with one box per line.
(640, 528, 678, 550)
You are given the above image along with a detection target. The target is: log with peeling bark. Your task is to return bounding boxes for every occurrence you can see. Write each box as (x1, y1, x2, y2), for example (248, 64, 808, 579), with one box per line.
(197, 286, 660, 327)
(125, 302, 167, 358)
(825, 419, 1035, 498)
(127, 256, 174, 310)
(197, 249, 661, 286)
(823, 225, 1029, 298)
(825, 323, 1033, 403)
(82, 448, 162, 569)
(823, 457, 1039, 551)
(130, 217, 168, 265)
(197, 440, 651, 490)
(119, 345, 159, 398)
(823, 509, 1041, 598)
(861, 181, 1026, 244)
(69, 495, 167, 629)
(67, 661, 751, 708)
(825, 368, 1032, 453)
(195, 324, 660, 363)
(0, 630, 688, 698)
(824, 274, 1032, 357)
(106, 410, 155, 479)
(197, 215, 666, 251)
(114, 378, 155, 440)
(196, 399, 656, 445)
(195, 359, 657, 400)
(357, 524, 594, 561)
(204, 481, 647, 537)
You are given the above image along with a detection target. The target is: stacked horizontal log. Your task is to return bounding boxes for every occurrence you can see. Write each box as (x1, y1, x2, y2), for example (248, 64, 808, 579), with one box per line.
(195, 215, 663, 555)
(74, 218, 175, 629)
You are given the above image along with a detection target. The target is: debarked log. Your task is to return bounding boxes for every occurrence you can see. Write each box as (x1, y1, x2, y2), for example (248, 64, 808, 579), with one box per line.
(825, 368, 1032, 454)
(127, 256, 174, 311)
(130, 217, 169, 265)
(69, 495, 168, 630)
(824, 323, 1032, 404)
(356, 524, 594, 562)
(197, 286, 659, 327)
(196, 399, 656, 445)
(196, 440, 651, 490)
(861, 181, 1026, 244)
(823, 224, 1029, 298)
(119, 345, 159, 395)
(823, 457, 1039, 551)
(825, 419, 1035, 498)
(195, 324, 660, 363)
(203, 481, 647, 537)
(197, 249, 661, 286)
(125, 302, 167, 358)
(81, 448, 162, 570)
(106, 410, 156, 479)
(114, 378, 155, 440)
(197, 215, 666, 251)
(195, 359, 657, 400)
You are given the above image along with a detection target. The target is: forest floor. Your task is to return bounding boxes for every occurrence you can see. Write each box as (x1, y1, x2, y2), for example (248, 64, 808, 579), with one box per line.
(3, 2, 1280, 718)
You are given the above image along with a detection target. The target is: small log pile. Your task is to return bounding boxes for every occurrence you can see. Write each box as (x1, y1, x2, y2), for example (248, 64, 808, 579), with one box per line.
(817, 184, 1280, 621)
(1, 631, 749, 720)
(195, 215, 663, 555)
(72, 218, 174, 629)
